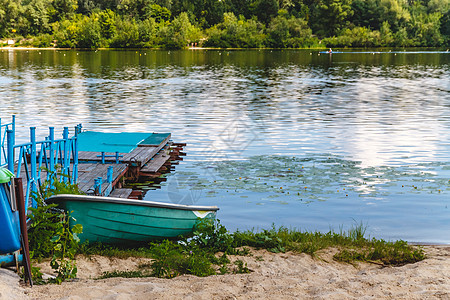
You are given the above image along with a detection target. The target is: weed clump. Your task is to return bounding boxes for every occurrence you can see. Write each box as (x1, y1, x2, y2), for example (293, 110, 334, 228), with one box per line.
(27, 169, 84, 284)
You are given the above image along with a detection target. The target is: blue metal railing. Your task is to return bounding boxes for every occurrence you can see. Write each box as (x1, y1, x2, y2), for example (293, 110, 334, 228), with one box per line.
(0, 116, 15, 167)
(0, 119, 79, 268)
(2, 118, 79, 211)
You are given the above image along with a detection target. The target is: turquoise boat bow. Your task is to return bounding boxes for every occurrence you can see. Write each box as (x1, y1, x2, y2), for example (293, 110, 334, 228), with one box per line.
(47, 194, 219, 245)
(0, 168, 21, 255)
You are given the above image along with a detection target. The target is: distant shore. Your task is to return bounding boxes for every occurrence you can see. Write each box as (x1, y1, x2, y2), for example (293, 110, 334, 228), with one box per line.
(0, 47, 59, 51)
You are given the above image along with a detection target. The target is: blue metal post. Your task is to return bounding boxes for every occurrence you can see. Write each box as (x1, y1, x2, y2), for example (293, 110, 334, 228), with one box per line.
(7, 129, 14, 172)
(101, 152, 105, 164)
(0, 117, 2, 166)
(94, 177, 103, 195)
(97, 177, 102, 195)
(49, 127, 55, 185)
(62, 127, 69, 182)
(107, 166, 113, 183)
(94, 179, 99, 195)
(72, 125, 78, 184)
(12, 115, 15, 147)
(30, 127, 37, 208)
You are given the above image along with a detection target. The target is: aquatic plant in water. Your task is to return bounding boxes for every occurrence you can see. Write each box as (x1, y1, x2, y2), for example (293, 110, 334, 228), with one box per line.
(174, 154, 450, 203)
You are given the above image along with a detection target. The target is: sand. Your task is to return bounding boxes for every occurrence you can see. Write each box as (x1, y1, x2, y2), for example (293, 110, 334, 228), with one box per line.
(1, 246, 449, 300)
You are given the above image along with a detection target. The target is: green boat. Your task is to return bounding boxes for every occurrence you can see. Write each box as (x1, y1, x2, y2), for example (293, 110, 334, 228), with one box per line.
(47, 194, 219, 245)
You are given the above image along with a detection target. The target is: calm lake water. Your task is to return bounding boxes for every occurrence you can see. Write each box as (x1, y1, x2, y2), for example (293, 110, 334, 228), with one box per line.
(1, 49, 449, 244)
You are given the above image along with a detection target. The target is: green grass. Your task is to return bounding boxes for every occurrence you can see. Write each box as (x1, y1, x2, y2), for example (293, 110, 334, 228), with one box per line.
(97, 270, 148, 279)
(78, 242, 155, 259)
(80, 219, 425, 279)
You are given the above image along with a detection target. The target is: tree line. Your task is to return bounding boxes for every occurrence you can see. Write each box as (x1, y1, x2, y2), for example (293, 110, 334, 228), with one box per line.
(0, 0, 448, 49)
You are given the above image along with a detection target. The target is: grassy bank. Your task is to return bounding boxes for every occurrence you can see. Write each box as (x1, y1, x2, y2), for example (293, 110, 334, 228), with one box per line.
(78, 219, 425, 279)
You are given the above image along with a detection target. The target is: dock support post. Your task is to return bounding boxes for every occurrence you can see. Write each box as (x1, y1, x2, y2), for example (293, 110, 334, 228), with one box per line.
(101, 152, 105, 164)
(7, 129, 14, 173)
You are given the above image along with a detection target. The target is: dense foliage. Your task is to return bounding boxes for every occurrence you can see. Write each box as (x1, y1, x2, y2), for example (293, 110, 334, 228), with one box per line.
(1, 0, 448, 48)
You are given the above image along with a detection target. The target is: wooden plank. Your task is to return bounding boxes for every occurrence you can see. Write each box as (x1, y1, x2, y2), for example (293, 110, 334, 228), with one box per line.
(141, 154, 170, 173)
(140, 143, 173, 173)
(110, 188, 133, 198)
(138, 134, 171, 147)
(77, 163, 128, 195)
(123, 147, 156, 167)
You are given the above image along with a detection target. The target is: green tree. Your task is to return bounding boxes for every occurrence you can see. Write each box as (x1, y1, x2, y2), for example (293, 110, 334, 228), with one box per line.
(97, 9, 117, 40)
(378, 0, 411, 31)
(323, 26, 383, 47)
(160, 12, 201, 48)
(23, 0, 53, 35)
(0, 0, 22, 37)
(441, 10, 450, 44)
(139, 17, 158, 47)
(410, 11, 444, 46)
(53, 0, 78, 21)
(351, 0, 382, 29)
(118, 0, 153, 20)
(77, 0, 117, 14)
(204, 12, 266, 48)
(252, 0, 279, 24)
(149, 4, 171, 22)
(289, 0, 310, 20)
(110, 16, 140, 47)
(266, 14, 316, 47)
(77, 15, 102, 48)
(427, 0, 449, 14)
(53, 18, 80, 48)
(380, 21, 394, 46)
(310, 0, 353, 36)
(228, 0, 253, 19)
(394, 26, 414, 46)
(193, 0, 227, 28)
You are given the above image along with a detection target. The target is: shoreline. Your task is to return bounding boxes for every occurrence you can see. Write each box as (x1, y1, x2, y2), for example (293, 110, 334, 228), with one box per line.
(1, 245, 448, 299)
(1, 46, 447, 52)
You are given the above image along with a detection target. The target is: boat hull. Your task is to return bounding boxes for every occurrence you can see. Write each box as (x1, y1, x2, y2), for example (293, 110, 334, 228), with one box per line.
(47, 194, 219, 245)
(0, 183, 21, 254)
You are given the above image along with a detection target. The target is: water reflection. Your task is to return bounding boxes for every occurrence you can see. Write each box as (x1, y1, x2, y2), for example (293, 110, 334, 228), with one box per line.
(0, 49, 449, 242)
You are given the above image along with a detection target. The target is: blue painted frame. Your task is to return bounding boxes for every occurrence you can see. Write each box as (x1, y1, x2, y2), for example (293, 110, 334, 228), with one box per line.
(0, 116, 15, 167)
(1, 117, 79, 212)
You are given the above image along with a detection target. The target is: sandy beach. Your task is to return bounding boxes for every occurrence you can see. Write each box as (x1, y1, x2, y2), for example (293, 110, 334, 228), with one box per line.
(1, 245, 448, 300)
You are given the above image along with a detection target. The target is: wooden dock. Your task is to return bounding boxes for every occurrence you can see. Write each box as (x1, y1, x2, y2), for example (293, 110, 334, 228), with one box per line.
(77, 140, 169, 167)
(16, 133, 184, 201)
(75, 135, 184, 199)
